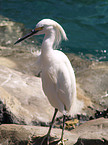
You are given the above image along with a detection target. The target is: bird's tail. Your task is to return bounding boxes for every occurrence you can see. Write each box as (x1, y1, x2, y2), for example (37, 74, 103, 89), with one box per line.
(68, 96, 84, 116)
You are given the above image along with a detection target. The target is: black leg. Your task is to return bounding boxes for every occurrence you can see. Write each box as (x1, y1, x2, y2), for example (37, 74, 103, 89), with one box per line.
(61, 114, 66, 141)
(57, 114, 66, 145)
(40, 108, 58, 145)
(47, 108, 58, 136)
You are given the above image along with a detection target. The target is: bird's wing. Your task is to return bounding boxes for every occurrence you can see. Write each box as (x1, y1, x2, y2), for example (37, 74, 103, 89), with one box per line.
(57, 63, 72, 111)
(55, 51, 76, 112)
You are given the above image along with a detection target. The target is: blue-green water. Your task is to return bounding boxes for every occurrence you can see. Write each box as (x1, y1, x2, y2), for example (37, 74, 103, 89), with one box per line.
(0, 0, 108, 61)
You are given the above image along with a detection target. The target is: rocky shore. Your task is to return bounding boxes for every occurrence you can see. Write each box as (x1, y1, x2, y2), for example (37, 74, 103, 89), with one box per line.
(0, 15, 108, 145)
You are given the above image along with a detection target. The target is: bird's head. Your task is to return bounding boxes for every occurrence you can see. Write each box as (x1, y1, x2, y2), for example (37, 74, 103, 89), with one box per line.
(14, 19, 68, 46)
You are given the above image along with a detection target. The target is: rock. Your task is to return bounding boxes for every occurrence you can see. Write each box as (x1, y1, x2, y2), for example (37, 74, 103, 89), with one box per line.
(0, 118, 107, 145)
(0, 124, 78, 145)
(0, 51, 39, 75)
(0, 65, 54, 124)
(67, 53, 108, 114)
(0, 15, 39, 54)
(0, 56, 17, 69)
(73, 118, 108, 145)
(0, 15, 25, 47)
(76, 61, 108, 110)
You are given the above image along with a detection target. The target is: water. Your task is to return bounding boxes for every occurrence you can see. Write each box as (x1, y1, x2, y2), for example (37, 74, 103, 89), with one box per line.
(0, 0, 108, 61)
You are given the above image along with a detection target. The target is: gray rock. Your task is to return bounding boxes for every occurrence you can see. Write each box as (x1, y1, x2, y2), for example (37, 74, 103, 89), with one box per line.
(0, 124, 77, 145)
(0, 65, 53, 124)
(0, 118, 107, 145)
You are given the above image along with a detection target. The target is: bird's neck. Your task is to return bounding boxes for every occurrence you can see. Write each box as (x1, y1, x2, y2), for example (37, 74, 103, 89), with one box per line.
(41, 29, 55, 54)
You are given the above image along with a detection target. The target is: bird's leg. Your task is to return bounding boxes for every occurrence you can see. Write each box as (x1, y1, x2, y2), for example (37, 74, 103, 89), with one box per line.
(61, 115, 66, 141)
(47, 108, 58, 144)
(58, 115, 67, 145)
(40, 108, 58, 145)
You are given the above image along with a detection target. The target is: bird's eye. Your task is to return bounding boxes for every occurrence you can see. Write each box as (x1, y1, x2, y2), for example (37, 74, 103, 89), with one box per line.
(40, 26, 44, 30)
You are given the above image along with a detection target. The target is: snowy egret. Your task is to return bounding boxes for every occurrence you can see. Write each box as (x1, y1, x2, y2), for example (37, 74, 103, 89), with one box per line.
(14, 19, 82, 145)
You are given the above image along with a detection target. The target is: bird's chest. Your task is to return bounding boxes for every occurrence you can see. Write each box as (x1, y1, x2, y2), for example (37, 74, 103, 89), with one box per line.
(41, 54, 58, 81)
(42, 64, 57, 84)
(40, 52, 60, 95)
(41, 64, 58, 96)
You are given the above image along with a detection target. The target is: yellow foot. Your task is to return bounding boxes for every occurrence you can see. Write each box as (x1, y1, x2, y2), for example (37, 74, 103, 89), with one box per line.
(65, 119, 79, 129)
(57, 139, 67, 145)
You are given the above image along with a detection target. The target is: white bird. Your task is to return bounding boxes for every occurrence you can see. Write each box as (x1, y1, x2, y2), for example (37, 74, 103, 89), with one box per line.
(14, 19, 82, 145)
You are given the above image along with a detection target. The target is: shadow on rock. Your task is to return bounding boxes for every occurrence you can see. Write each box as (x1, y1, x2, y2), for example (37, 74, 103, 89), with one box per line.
(28, 136, 61, 145)
(74, 138, 108, 145)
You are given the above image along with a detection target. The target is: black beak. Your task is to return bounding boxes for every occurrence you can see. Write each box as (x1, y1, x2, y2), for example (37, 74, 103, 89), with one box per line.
(14, 29, 38, 45)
